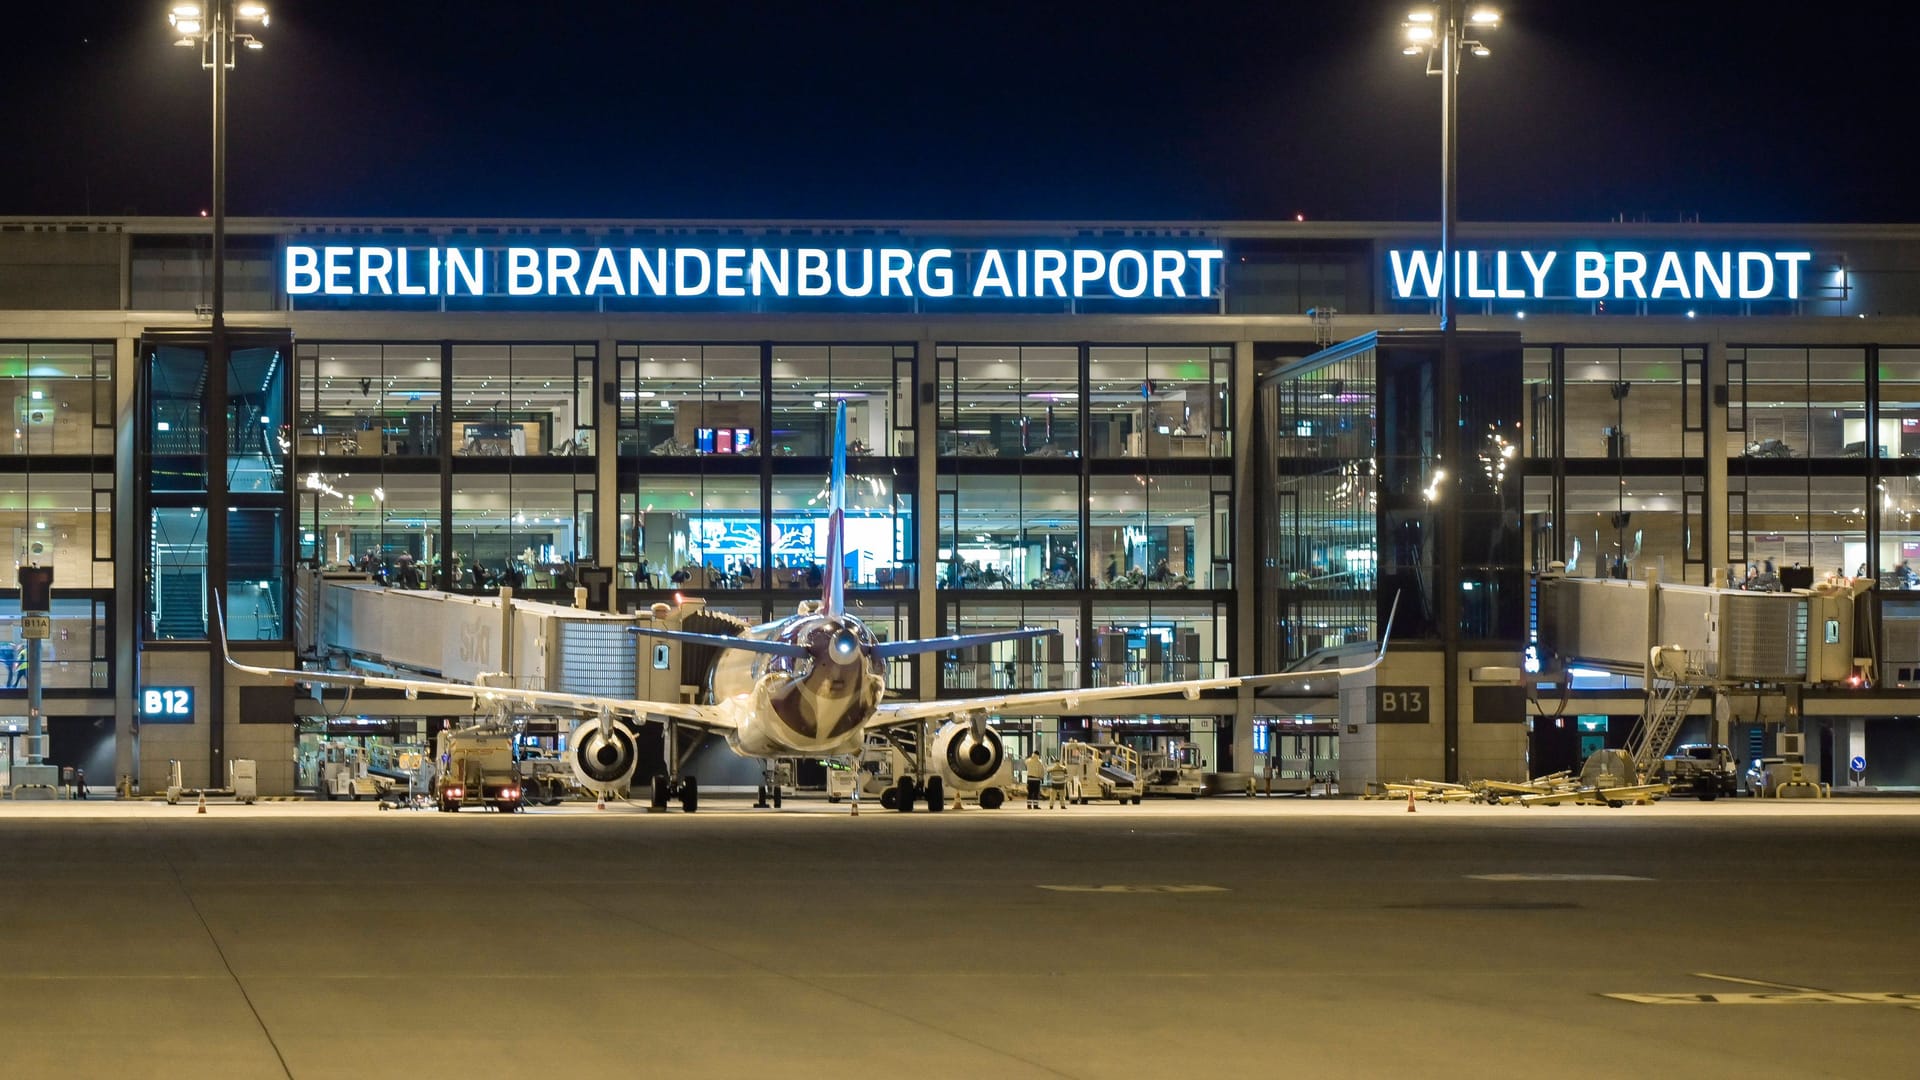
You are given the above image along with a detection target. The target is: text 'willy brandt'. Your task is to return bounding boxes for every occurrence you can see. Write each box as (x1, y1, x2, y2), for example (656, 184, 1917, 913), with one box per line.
(1389, 248, 1815, 302)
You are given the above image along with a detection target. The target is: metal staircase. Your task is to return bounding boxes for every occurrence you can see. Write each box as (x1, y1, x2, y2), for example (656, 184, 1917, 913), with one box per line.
(1627, 648, 1711, 776)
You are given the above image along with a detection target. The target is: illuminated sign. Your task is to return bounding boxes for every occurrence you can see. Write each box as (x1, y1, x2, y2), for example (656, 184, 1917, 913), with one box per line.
(139, 686, 196, 723)
(286, 244, 1223, 303)
(1388, 248, 1814, 303)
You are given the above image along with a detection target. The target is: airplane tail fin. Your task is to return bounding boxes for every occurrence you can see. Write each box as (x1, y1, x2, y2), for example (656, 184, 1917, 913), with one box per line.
(823, 399, 849, 617)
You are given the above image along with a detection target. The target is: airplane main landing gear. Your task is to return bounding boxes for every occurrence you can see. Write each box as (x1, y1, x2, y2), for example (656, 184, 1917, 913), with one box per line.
(893, 776, 918, 813)
(648, 773, 699, 812)
(923, 775, 945, 812)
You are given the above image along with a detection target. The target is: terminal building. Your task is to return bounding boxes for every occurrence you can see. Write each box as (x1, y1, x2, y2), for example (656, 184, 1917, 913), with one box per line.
(3, 215, 1919, 795)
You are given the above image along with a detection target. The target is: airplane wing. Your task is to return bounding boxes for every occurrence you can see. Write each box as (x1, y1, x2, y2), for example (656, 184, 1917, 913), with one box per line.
(868, 654, 1381, 727)
(216, 601, 725, 728)
(869, 594, 1398, 728)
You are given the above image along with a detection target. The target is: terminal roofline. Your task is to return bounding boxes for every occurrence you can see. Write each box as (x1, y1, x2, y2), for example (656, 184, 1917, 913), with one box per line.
(3, 215, 1920, 244)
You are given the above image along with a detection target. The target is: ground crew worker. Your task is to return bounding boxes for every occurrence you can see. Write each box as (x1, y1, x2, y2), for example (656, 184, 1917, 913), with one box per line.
(1045, 756, 1070, 809)
(1024, 748, 1043, 809)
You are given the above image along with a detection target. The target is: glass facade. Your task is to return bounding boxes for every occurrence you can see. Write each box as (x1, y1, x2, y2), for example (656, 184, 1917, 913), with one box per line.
(298, 343, 447, 459)
(18, 214, 1920, 792)
(616, 344, 762, 457)
(939, 344, 1230, 459)
(613, 342, 917, 594)
(292, 341, 596, 593)
(1260, 333, 1524, 668)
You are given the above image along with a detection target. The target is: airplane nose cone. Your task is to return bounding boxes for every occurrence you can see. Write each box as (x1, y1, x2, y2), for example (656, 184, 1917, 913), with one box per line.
(829, 629, 862, 665)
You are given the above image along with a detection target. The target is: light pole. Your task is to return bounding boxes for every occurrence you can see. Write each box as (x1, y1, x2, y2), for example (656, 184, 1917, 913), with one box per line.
(1402, 4, 1497, 782)
(166, 2, 267, 786)
(1402, 3, 1498, 329)
(168, 1, 268, 339)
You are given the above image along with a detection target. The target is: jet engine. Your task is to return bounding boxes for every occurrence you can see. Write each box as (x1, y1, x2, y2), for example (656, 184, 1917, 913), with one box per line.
(569, 715, 639, 795)
(929, 719, 1006, 787)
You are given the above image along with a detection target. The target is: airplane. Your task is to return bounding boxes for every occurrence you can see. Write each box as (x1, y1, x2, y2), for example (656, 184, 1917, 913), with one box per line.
(222, 401, 1395, 813)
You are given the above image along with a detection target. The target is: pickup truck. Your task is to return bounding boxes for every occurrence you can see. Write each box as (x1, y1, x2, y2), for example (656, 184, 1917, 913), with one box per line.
(1655, 743, 1739, 800)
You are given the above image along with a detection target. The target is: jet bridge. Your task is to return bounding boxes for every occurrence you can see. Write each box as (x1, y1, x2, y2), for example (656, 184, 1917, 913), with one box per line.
(292, 570, 713, 705)
(1535, 569, 1873, 772)
(1535, 569, 1869, 685)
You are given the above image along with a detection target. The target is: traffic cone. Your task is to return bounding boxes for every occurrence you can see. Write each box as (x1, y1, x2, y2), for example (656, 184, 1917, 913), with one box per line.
(1405, 789, 1416, 813)
(850, 795, 859, 817)
(197, 793, 207, 815)
(596, 793, 606, 810)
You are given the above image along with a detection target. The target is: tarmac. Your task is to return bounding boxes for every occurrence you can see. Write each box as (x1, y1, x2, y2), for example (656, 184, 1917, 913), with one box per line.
(1, 795, 1916, 1079)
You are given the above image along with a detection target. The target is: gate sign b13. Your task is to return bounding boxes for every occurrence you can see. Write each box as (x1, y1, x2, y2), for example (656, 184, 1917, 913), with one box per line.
(1374, 686, 1430, 723)
(139, 687, 196, 723)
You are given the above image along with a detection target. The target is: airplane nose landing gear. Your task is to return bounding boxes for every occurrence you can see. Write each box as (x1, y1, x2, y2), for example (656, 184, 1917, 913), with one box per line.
(754, 761, 785, 809)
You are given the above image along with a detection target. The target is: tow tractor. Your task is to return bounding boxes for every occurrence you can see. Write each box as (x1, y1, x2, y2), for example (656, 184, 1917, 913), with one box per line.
(516, 748, 575, 806)
(825, 727, 1015, 810)
(1139, 741, 1208, 798)
(318, 744, 381, 801)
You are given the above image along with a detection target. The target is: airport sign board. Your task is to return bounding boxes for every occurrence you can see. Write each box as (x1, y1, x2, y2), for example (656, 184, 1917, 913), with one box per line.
(138, 686, 196, 723)
(1387, 247, 1816, 304)
(285, 242, 1224, 306)
(1373, 685, 1430, 723)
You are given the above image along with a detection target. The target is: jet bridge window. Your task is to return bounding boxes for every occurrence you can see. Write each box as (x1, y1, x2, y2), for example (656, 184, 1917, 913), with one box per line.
(653, 643, 671, 669)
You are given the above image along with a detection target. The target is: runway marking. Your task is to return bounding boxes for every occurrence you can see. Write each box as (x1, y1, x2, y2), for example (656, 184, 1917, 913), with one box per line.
(1467, 873, 1653, 882)
(1036, 884, 1229, 894)
(1605, 991, 1920, 1006)
(1606, 972, 1920, 1009)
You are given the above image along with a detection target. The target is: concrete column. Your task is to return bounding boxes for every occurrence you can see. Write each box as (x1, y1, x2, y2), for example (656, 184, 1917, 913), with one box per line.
(914, 335, 938, 700)
(1705, 338, 1731, 579)
(595, 336, 618, 584)
(114, 334, 138, 790)
(1837, 716, 1867, 787)
(1231, 339, 1257, 773)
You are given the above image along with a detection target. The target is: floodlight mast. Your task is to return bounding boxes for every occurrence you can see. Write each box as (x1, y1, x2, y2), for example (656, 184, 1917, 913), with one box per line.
(1400, 3, 1498, 782)
(1401, 2, 1497, 329)
(163, 1, 268, 781)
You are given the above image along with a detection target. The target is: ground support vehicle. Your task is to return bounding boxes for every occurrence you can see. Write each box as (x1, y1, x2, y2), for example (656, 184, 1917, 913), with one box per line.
(1140, 741, 1208, 798)
(516, 751, 575, 806)
(825, 732, 1012, 811)
(163, 758, 260, 805)
(1747, 756, 1830, 798)
(1061, 740, 1144, 804)
(433, 729, 524, 812)
(318, 745, 381, 800)
(1653, 743, 1739, 800)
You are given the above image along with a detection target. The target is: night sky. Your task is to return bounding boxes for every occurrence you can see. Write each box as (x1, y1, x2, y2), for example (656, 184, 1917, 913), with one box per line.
(4, 2, 1913, 224)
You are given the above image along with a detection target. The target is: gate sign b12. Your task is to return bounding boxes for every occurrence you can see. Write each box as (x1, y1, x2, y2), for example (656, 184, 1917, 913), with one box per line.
(139, 687, 196, 723)
(1374, 686, 1430, 723)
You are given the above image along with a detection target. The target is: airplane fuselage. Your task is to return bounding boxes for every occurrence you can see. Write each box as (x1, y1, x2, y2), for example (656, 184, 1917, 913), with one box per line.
(711, 611, 887, 759)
